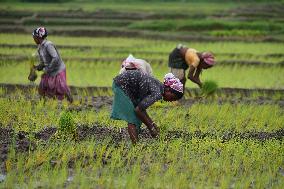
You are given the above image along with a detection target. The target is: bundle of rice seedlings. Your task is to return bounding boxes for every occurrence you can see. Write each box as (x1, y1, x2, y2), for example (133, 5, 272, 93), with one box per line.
(28, 57, 37, 82)
(201, 80, 218, 96)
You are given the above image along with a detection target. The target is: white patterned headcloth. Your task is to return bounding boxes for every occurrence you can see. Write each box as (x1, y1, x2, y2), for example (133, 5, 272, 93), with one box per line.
(32, 27, 48, 39)
(121, 54, 137, 69)
(163, 73, 184, 93)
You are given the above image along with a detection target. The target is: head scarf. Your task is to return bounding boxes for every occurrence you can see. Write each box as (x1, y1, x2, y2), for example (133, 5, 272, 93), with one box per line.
(121, 54, 137, 69)
(177, 43, 186, 49)
(164, 73, 184, 93)
(201, 52, 215, 66)
(32, 27, 48, 39)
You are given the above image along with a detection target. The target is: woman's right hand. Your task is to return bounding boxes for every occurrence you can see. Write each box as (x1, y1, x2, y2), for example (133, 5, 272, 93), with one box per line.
(149, 122, 159, 138)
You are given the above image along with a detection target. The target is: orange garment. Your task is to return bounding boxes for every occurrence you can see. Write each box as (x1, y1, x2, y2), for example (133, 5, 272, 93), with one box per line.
(184, 48, 200, 68)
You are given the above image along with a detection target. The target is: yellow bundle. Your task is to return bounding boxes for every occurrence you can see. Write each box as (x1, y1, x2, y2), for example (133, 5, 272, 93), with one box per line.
(185, 48, 200, 68)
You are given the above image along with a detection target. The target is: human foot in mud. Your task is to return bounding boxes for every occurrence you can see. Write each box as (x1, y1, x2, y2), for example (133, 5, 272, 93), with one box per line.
(66, 93, 73, 103)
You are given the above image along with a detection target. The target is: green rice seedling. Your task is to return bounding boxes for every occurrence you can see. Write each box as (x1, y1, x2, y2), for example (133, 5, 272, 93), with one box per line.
(1, 58, 283, 88)
(0, 87, 5, 96)
(201, 80, 218, 97)
(57, 111, 77, 140)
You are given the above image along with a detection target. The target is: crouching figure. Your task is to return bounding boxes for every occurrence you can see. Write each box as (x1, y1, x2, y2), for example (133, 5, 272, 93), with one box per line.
(111, 70, 183, 144)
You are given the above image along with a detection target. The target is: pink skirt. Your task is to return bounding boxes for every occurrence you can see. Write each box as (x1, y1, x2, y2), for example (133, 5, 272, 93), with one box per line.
(39, 69, 71, 100)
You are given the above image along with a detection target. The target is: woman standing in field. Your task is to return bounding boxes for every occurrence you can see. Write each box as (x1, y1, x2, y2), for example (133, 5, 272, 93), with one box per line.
(168, 44, 215, 88)
(111, 70, 183, 144)
(119, 54, 153, 75)
(31, 27, 73, 103)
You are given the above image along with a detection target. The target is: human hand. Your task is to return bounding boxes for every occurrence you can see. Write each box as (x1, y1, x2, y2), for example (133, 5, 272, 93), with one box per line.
(148, 122, 159, 138)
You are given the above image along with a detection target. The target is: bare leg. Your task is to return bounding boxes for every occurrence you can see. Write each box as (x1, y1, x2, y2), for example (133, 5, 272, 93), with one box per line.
(66, 92, 73, 103)
(180, 76, 186, 93)
(128, 123, 138, 144)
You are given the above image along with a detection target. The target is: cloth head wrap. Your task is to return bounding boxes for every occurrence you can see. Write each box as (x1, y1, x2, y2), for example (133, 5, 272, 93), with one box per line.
(163, 73, 184, 93)
(32, 27, 48, 39)
(121, 54, 137, 69)
(177, 43, 186, 49)
(201, 52, 215, 66)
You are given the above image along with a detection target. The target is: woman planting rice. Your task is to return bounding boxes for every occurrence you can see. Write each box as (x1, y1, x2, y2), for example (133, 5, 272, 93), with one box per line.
(111, 70, 183, 144)
(30, 27, 73, 103)
(119, 54, 153, 75)
(168, 44, 215, 88)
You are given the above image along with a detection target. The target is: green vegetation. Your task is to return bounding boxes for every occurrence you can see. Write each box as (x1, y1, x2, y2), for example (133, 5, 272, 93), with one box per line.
(0, 1, 237, 12)
(1, 60, 284, 88)
(0, 34, 284, 88)
(0, 97, 284, 188)
(0, 1, 283, 188)
(57, 111, 77, 139)
(0, 1, 283, 41)
(2, 136, 283, 188)
(201, 80, 218, 96)
(128, 19, 284, 34)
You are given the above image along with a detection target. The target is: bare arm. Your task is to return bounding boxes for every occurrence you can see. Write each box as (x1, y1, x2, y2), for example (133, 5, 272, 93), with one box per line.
(134, 106, 154, 127)
(188, 65, 202, 88)
(134, 106, 159, 137)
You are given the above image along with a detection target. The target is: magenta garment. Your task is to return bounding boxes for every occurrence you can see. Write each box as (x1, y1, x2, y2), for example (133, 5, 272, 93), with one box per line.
(164, 73, 183, 93)
(39, 69, 71, 100)
(201, 52, 215, 66)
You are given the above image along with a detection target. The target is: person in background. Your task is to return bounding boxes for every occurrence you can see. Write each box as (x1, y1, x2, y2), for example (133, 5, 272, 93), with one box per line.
(168, 44, 215, 88)
(111, 71, 183, 144)
(120, 54, 153, 75)
(31, 27, 73, 103)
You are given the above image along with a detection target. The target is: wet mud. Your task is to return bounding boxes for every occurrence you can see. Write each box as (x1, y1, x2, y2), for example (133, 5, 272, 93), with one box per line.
(0, 125, 283, 173)
(1, 125, 283, 154)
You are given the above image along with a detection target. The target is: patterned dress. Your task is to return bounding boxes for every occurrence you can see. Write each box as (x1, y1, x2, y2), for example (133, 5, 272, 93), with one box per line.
(111, 70, 164, 128)
(114, 70, 164, 110)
